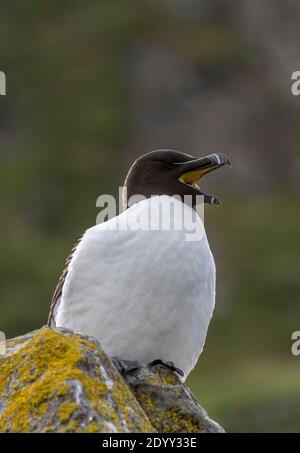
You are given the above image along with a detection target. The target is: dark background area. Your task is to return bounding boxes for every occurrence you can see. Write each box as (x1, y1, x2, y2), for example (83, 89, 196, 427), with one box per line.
(0, 0, 300, 432)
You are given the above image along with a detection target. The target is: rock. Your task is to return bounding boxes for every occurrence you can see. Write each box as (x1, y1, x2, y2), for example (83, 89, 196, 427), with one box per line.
(0, 327, 154, 433)
(124, 364, 225, 433)
(0, 327, 224, 433)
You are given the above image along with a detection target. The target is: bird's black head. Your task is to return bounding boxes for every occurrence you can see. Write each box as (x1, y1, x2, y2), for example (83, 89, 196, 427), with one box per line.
(124, 149, 231, 209)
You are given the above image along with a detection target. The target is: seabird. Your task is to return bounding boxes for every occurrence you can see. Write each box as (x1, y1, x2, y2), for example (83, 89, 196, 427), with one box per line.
(48, 150, 231, 380)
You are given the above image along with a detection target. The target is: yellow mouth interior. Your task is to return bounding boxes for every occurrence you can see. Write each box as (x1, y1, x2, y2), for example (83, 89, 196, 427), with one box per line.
(179, 165, 218, 187)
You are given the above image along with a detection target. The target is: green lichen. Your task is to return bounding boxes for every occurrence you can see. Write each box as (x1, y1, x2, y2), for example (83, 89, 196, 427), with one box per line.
(0, 327, 155, 433)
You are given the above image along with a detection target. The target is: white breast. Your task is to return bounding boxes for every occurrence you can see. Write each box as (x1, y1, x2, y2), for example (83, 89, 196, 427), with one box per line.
(55, 195, 216, 380)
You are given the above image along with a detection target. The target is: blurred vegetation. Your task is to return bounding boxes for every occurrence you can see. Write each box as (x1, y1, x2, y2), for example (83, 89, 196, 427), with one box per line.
(0, 0, 300, 432)
(188, 196, 300, 432)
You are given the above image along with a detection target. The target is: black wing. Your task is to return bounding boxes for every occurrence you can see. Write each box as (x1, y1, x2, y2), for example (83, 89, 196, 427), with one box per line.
(47, 238, 82, 326)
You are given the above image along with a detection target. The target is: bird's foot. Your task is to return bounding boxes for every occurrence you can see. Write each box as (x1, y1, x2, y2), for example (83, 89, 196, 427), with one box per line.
(148, 359, 184, 378)
(111, 356, 141, 375)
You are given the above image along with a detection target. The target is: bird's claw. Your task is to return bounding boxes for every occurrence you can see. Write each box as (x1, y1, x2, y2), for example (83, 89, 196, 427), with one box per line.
(111, 356, 141, 375)
(148, 359, 184, 378)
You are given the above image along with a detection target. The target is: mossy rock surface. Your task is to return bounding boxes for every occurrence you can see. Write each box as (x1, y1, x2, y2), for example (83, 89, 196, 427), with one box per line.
(0, 327, 224, 433)
(125, 365, 224, 433)
(0, 327, 154, 433)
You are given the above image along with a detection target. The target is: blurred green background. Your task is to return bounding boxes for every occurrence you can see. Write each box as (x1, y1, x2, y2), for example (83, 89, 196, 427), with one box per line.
(1, 0, 300, 432)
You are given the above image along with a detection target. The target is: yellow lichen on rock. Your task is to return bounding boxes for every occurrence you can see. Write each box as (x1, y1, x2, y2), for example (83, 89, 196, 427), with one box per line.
(125, 364, 225, 433)
(59, 402, 79, 423)
(0, 327, 155, 433)
(0, 327, 224, 433)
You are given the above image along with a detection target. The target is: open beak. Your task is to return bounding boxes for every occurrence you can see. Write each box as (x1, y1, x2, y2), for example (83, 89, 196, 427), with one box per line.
(174, 153, 231, 205)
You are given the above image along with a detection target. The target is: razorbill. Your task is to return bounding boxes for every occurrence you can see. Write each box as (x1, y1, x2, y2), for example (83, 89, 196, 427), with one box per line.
(48, 150, 231, 380)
